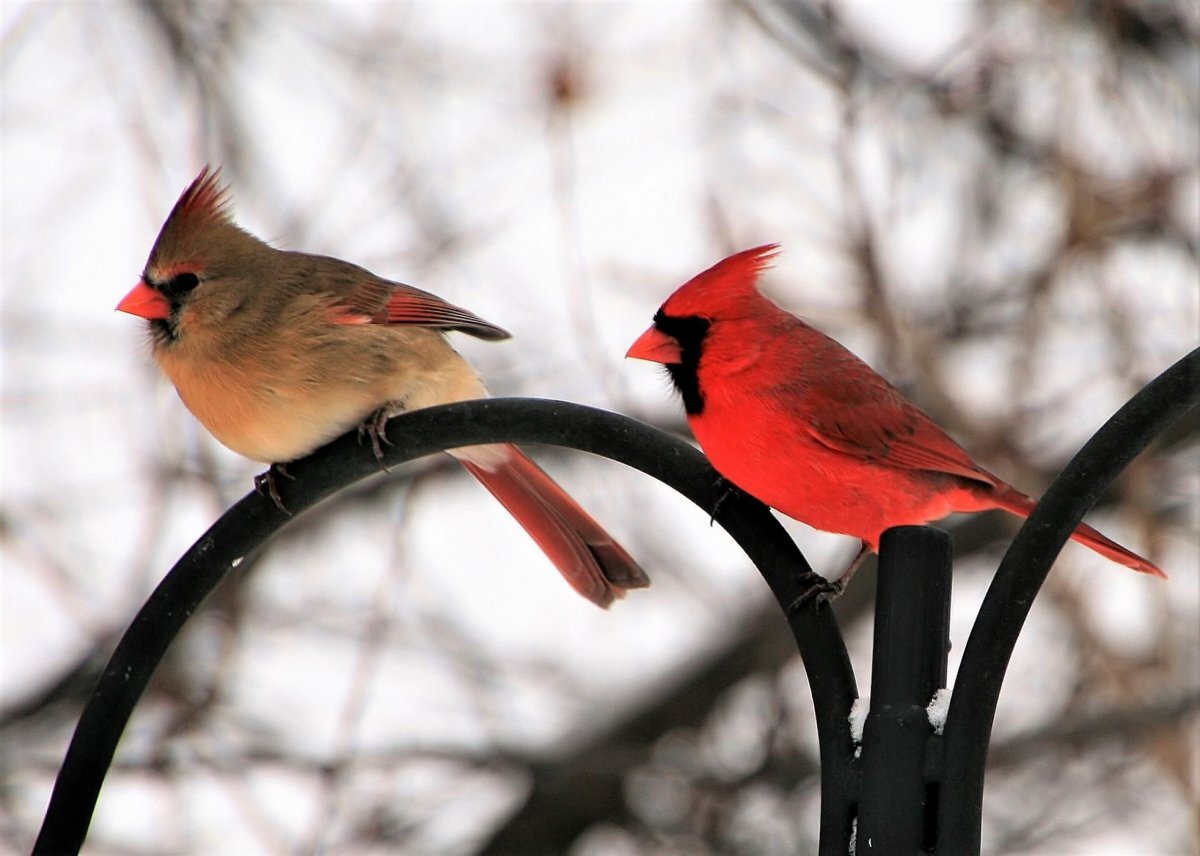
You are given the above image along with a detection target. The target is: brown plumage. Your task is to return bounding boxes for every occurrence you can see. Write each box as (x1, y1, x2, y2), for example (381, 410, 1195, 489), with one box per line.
(119, 167, 648, 607)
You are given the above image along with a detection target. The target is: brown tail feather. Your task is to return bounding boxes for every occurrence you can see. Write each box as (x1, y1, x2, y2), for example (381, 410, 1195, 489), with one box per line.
(457, 444, 650, 607)
(989, 487, 1166, 578)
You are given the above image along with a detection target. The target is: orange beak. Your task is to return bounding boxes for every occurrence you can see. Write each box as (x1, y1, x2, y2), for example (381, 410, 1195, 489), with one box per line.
(626, 326, 682, 364)
(117, 280, 171, 320)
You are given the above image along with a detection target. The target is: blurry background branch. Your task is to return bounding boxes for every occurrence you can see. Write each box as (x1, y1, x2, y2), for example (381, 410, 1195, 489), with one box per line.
(2, 0, 1196, 853)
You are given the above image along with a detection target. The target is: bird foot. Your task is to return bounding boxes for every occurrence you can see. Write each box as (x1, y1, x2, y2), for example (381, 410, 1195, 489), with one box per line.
(785, 570, 843, 614)
(254, 463, 295, 515)
(786, 542, 871, 612)
(358, 407, 394, 471)
(709, 475, 742, 526)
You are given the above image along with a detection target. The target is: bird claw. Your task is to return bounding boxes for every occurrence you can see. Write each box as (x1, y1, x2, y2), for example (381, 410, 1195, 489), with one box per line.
(254, 463, 295, 515)
(709, 475, 742, 526)
(786, 570, 843, 614)
(358, 408, 393, 471)
(786, 542, 871, 613)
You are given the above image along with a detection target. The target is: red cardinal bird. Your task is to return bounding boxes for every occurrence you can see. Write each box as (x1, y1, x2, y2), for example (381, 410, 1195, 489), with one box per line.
(627, 244, 1165, 583)
(117, 167, 648, 608)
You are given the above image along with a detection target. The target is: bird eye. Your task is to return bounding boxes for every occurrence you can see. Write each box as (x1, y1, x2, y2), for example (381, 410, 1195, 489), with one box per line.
(161, 272, 200, 299)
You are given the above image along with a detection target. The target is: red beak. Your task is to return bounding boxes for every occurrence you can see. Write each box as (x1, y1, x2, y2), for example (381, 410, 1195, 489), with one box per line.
(626, 325, 682, 365)
(117, 280, 171, 320)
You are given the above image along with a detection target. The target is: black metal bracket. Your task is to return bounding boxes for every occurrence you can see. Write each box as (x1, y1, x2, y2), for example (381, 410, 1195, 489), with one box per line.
(31, 346, 1197, 855)
(32, 398, 858, 855)
(937, 346, 1199, 853)
(850, 346, 1197, 854)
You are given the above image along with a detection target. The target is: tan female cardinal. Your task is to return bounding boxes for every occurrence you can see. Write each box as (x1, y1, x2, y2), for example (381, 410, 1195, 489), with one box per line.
(117, 167, 648, 608)
(627, 244, 1165, 583)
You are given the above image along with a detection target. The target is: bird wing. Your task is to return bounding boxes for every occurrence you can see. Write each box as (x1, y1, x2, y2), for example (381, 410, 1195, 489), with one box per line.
(327, 269, 511, 341)
(802, 375, 998, 488)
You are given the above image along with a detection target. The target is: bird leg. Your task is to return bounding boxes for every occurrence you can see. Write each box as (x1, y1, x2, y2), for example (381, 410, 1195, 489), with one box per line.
(358, 406, 394, 471)
(254, 463, 295, 515)
(836, 541, 873, 590)
(785, 541, 871, 613)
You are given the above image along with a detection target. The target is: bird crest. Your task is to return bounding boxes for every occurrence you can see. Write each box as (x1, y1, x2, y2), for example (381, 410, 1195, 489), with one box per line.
(661, 243, 779, 318)
(146, 166, 237, 270)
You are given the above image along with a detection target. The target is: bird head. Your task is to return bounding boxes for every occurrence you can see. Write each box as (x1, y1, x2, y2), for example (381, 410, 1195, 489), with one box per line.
(117, 167, 269, 346)
(626, 244, 779, 414)
(627, 243, 778, 362)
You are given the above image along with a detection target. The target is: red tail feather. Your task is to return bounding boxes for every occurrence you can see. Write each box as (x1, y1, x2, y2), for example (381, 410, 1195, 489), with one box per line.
(990, 488, 1166, 578)
(457, 445, 650, 607)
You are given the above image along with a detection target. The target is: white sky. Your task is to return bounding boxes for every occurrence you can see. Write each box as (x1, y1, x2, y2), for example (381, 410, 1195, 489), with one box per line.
(2, 1, 1196, 853)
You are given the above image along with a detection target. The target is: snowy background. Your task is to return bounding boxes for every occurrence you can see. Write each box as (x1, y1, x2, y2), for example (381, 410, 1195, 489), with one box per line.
(2, 1, 1197, 853)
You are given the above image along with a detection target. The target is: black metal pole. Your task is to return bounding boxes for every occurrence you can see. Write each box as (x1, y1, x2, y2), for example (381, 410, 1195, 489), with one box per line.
(857, 526, 952, 854)
(32, 399, 856, 855)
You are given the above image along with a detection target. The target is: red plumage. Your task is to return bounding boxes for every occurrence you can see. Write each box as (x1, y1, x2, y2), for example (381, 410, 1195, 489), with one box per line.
(628, 246, 1165, 580)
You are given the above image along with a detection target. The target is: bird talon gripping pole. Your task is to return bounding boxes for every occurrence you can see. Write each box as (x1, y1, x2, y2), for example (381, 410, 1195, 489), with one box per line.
(707, 474, 742, 525)
(253, 463, 294, 515)
(785, 569, 843, 614)
(359, 407, 395, 471)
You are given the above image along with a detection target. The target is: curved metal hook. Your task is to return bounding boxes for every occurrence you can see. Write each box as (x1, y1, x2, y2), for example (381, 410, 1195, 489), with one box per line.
(34, 399, 856, 855)
(938, 346, 1199, 853)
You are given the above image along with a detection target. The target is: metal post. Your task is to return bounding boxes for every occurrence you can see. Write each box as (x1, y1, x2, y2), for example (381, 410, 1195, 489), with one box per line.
(857, 526, 953, 853)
